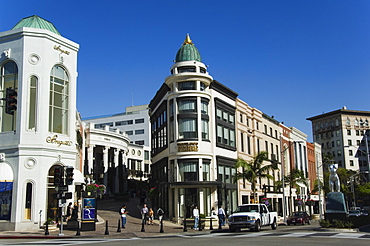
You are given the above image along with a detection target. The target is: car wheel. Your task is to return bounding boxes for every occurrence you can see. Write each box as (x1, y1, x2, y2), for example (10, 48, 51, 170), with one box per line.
(301, 220, 305, 225)
(229, 226, 236, 232)
(271, 219, 277, 230)
(287, 221, 291, 226)
(254, 220, 261, 232)
(307, 219, 311, 225)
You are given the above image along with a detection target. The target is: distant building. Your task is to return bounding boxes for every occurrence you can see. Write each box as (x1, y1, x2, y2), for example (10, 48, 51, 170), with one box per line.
(82, 105, 151, 184)
(307, 107, 370, 178)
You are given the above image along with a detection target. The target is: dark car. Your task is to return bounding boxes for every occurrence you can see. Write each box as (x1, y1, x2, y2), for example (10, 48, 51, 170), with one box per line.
(287, 211, 311, 225)
(348, 210, 361, 217)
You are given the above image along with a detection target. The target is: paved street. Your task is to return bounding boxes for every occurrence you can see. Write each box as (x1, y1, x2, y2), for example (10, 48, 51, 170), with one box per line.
(0, 196, 369, 244)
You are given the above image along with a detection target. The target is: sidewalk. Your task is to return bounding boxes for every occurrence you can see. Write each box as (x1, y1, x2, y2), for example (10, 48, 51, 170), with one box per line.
(0, 197, 203, 239)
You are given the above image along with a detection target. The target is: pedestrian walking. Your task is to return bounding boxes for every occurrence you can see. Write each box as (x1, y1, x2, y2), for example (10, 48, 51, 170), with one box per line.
(120, 204, 128, 228)
(157, 207, 164, 225)
(148, 208, 154, 225)
(193, 206, 199, 230)
(141, 204, 149, 224)
(218, 206, 226, 226)
(66, 202, 73, 222)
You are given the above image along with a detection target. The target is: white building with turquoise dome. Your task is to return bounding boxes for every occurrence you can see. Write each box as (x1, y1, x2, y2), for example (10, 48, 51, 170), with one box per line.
(149, 34, 238, 222)
(0, 15, 81, 231)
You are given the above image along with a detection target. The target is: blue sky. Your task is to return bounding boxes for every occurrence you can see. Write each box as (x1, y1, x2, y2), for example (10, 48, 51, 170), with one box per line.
(2, 0, 370, 141)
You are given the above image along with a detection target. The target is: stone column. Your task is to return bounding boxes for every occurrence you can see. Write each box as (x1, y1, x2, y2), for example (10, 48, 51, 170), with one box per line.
(103, 147, 109, 186)
(87, 144, 95, 183)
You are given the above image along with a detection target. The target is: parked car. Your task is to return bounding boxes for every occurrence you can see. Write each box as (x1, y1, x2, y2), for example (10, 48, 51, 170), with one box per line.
(360, 209, 369, 216)
(348, 210, 361, 217)
(286, 211, 311, 225)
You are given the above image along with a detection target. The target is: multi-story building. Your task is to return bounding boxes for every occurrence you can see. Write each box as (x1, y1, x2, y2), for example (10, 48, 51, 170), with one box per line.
(307, 107, 370, 179)
(149, 34, 238, 220)
(0, 16, 82, 230)
(83, 105, 151, 184)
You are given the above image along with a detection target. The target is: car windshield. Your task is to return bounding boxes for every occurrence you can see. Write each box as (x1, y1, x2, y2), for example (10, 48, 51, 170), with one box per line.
(292, 212, 305, 216)
(235, 205, 259, 213)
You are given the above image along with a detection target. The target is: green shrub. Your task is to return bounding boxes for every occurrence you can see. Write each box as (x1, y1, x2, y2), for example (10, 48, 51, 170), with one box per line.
(333, 220, 345, 228)
(319, 219, 331, 228)
(343, 221, 353, 228)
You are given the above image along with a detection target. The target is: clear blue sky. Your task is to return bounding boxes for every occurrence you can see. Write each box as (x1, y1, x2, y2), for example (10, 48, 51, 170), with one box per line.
(2, 0, 370, 141)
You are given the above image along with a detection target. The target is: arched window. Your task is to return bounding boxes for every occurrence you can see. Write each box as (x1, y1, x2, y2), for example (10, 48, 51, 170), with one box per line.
(28, 76, 38, 130)
(25, 182, 33, 220)
(0, 61, 18, 132)
(49, 65, 69, 134)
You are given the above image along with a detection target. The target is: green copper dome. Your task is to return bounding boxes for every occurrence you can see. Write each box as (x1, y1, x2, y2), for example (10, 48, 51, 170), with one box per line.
(12, 15, 61, 36)
(175, 34, 202, 62)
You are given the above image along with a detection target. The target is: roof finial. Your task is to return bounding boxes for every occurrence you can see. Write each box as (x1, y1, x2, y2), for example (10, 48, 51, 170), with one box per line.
(183, 33, 193, 45)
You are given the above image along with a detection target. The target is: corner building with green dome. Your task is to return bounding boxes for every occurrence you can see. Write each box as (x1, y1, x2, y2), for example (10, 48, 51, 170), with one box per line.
(149, 34, 238, 222)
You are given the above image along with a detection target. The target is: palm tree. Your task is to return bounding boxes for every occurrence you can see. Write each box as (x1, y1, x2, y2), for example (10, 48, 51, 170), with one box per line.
(284, 169, 308, 212)
(234, 151, 278, 202)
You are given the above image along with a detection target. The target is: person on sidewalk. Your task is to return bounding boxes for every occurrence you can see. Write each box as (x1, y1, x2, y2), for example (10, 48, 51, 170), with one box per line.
(141, 203, 149, 225)
(157, 207, 164, 225)
(120, 204, 128, 228)
(193, 206, 199, 230)
(66, 202, 73, 222)
(218, 206, 226, 226)
(148, 208, 154, 225)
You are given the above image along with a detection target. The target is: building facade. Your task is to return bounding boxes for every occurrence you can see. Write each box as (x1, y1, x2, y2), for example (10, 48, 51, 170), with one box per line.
(307, 107, 370, 179)
(149, 35, 238, 221)
(0, 16, 81, 230)
(83, 105, 151, 184)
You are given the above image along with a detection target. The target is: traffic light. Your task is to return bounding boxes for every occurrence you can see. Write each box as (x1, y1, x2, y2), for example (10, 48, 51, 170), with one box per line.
(5, 87, 17, 115)
(66, 166, 74, 185)
(54, 166, 64, 186)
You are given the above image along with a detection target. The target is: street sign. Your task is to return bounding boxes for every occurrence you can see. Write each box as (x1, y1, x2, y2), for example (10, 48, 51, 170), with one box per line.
(55, 185, 68, 192)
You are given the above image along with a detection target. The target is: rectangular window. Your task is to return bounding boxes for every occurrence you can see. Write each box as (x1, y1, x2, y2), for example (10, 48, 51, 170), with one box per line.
(216, 108, 222, 119)
(218, 165, 224, 182)
(348, 139, 352, 146)
(135, 140, 144, 145)
(179, 160, 198, 181)
(247, 136, 251, 154)
(178, 81, 196, 90)
(135, 129, 144, 135)
(135, 118, 144, 124)
(178, 66, 196, 73)
(178, 99, 196, 113)
(201, 100, 208, 114)
(178, 118, 197, 139)
(202, 160, 210, 181)
(200, 82, 205, 90)
(28, 76, 37, 130)
(201, 119, 209, 140)
(347, 129, 351, 135)
(126, 130, 133, 135)
(240, 132, 244, 152)
(116, 120, 133, 126)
